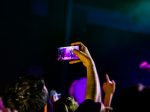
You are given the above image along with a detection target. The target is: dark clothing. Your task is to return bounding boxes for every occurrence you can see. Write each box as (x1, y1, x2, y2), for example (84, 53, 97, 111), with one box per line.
(75, 99, 101, 112)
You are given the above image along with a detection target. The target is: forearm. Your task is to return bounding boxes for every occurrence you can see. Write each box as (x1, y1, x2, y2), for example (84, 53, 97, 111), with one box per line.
(85, 63, 101, 102)
(104, 93, 113, 107)
(69, 42, 102, 103)
(104, 94, 113, 112)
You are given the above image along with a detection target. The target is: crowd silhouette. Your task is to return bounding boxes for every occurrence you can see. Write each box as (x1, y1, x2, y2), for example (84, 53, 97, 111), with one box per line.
(0, 42, 150, 112)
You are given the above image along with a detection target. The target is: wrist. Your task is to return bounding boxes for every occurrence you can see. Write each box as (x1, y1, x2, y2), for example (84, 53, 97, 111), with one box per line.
(105, 106, 113, 112)
(105, 92, 114, 96)
(86, 60, 96, 68)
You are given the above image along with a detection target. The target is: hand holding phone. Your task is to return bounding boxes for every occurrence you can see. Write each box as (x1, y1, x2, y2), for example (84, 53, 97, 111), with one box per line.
(69, 42, 95, 68)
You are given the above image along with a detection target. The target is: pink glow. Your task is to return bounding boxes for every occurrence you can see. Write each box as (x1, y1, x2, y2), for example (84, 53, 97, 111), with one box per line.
(69, 77, 86, 104)
(139, 61, 150, 69)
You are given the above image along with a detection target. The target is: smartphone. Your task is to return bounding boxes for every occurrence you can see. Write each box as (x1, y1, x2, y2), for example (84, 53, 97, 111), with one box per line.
(57, 46, 79, 61)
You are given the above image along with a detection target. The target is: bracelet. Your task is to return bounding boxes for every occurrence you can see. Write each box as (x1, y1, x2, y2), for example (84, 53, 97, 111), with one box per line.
(105, 106, 113, 111)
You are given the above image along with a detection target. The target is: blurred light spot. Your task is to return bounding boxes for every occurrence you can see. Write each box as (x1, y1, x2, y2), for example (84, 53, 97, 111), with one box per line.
(69, 77, 86, 104)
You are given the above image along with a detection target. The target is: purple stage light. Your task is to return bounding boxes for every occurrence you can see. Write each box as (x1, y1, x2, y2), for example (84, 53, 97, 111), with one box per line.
(69, 77, 86, 104)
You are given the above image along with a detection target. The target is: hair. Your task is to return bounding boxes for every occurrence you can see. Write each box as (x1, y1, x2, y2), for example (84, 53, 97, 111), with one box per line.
(53, 96, 79, 112)
(3, 75, 49, 112)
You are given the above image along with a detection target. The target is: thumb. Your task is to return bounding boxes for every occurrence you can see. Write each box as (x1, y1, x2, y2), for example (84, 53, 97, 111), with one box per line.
(69, 49, 82, 64)
(112, 80, 116, 85)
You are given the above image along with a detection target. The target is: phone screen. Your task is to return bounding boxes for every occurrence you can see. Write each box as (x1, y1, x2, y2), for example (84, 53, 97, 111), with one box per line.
(57, 46, 79, 61)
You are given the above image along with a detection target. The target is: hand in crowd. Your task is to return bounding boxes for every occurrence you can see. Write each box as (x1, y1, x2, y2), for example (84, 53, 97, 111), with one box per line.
(103, 74, 115, 95)
(69, 42, 101, 103)
(103, 74, 115, 112)
(69, 42, 94, 68)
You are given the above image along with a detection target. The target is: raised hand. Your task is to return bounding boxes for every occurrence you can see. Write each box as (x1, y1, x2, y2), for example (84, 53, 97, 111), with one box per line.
(103, 74, 115, 95)
(103, 74, 115, 111)
(69, 42, 101, 102)
(69, 42, 94, 68)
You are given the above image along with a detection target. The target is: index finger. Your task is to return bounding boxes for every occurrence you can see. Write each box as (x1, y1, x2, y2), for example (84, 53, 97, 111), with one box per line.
(71, 42, 87, 51)
(105, 74, 110, 82)
(71, 42, 84, 46)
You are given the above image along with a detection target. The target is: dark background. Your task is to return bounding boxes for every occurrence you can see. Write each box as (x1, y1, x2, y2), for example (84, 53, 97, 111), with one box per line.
(1, 0, 150, 107)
